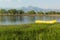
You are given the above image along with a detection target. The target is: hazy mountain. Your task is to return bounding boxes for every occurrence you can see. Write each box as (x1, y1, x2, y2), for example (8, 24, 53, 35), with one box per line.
(20, 6, 60, 12)
(2, 6, 60, 12)
(19, 6, 55, 12)
(20, 6, 44, 12)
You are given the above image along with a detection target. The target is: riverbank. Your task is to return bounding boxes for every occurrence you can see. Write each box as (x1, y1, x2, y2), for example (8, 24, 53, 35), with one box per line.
(0, 14, 60, 16)
(0, 23, 60, 40)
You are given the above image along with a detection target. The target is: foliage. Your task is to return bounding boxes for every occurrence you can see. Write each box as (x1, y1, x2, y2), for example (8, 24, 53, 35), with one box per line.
(8, 9, 17, 14)
(38, 12, 44, 15)
(0, 9, 7, 14)
(39, 23, 60, 40)
(0, 24, 51, 40)
(0, 9, 60, 15)
(17, 10, 24, 14)
(27, 10, 36, 14)
(45, 11, 57, 14)
(0, 23, 60, 40)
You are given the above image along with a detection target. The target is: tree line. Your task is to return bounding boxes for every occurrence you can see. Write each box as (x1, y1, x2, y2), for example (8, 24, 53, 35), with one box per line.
(0, 9, 60, 15)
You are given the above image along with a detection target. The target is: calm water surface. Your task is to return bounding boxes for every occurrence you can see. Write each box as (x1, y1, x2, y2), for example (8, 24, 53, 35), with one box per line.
(0, 16, 60, 25)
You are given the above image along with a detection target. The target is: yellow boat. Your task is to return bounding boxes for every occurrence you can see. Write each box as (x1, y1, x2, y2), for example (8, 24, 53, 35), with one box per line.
(35, 20, 57, 24)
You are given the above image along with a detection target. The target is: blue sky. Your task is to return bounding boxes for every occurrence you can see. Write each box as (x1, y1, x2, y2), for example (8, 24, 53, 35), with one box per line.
(0, 0, 60, 9)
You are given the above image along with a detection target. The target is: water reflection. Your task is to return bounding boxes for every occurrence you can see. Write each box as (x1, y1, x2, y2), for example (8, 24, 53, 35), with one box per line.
(0, 16, 60, 25)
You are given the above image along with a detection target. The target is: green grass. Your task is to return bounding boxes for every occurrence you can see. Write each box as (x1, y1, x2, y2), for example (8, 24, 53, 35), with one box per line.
(0, 23, 60, 40)
(39, 23, 60, 40)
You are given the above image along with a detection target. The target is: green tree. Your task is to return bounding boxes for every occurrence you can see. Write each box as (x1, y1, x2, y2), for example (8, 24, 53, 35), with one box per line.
(27, 10, 36, 14)
(56, 12, 60, 14)
(45, 11, 57, 14)
(38, 11, 44, 15)
(8, 9, 17, 14)
(17, 10, 25, 14)
(0, 9, 7, 14)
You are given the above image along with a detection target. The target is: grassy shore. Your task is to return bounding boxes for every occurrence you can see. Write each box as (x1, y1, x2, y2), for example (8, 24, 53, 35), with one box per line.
(0, 23, 60, 40)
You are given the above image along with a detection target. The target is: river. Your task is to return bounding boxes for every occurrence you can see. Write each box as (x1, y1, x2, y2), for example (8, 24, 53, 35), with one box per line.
(0, 16, 60, 25)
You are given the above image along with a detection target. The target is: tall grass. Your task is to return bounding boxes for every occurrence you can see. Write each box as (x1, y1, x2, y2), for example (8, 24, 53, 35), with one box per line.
(0, 23, 60, 40)
(39, 23, 60, 40)
(0, 23, 51, 40)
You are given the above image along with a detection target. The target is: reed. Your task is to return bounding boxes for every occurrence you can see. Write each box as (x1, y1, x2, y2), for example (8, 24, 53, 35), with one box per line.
(0, 23, 60, 40)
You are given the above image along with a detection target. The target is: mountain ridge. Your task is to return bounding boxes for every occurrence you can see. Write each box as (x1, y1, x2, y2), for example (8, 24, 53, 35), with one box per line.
(1, 6, 60, 12)
(20, 6, 60, 12)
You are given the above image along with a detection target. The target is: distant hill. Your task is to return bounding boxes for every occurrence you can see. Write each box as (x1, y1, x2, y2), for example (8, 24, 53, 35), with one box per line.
(20, 6, 60, 12)
(20, 6, 44, 12)
(2, 6, 60, 12)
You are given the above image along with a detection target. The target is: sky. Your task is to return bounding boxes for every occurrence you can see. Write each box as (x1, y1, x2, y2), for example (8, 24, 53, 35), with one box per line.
(0, 0, 60, 9)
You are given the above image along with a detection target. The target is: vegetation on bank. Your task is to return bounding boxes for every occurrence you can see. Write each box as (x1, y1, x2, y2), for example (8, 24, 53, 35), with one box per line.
(0, 23, 60, 40)
(40, 23, 60, 40)
(0, 9, 60, 15)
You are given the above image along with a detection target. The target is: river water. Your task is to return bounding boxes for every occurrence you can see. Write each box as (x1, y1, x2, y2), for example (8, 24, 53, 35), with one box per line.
(0, 16, 60, 25)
